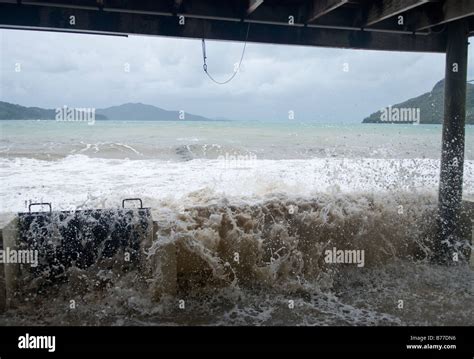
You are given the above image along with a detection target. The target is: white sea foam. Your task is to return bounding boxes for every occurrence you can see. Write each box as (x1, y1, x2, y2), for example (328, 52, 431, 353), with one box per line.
(1, 155, 472, 212)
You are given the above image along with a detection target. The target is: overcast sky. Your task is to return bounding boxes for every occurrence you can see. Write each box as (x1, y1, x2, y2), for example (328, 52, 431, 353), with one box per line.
(1, 29, 473, 122)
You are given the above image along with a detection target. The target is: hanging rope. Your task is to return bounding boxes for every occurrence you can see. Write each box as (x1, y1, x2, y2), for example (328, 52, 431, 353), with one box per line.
(202, 23, 250, 85)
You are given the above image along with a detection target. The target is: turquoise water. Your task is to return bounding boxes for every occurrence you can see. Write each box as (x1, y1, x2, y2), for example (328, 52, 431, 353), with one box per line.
(1, 120, 473, 160)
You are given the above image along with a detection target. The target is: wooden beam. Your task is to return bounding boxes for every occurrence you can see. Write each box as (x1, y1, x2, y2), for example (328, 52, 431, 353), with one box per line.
(102, 0, 176, 15)
(307, 0, 348, 23)
(244, 2, 306, 23)
(365, 0, 436, 26)
(22, 0, 102, 10)
(435, 19, 469, 264)
(170, 0, 183, 15)
(469, 17, 474, 35)
(174, 0, 183, 11)
(308, 6, 432, 35)
(0, 2, 447, 52)
(247, 0, 263, 15)
(417, 0, 474, 31)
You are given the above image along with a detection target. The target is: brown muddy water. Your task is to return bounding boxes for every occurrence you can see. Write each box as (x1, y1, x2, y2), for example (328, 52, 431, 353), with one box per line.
(1, 193, 472, 326)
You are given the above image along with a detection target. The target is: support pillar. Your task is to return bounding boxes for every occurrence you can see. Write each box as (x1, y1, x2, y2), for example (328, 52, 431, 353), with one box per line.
(436, 20, 469, 264)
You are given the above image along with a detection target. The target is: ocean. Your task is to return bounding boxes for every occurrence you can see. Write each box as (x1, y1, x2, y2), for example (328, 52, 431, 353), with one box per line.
(0, 120, 473, 325)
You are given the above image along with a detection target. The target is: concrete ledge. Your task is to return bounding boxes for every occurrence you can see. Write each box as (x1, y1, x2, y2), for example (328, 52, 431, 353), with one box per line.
(0, 214, 20, 312)
(0, 208, 163, 311)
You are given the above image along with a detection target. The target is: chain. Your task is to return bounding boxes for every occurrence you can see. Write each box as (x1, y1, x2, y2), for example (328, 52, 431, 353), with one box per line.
(202, 22, 250, 85)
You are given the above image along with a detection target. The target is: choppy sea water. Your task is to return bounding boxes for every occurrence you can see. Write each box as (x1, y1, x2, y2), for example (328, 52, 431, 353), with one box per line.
(1, 120, 473, 161)
(0, 120, 473, 326)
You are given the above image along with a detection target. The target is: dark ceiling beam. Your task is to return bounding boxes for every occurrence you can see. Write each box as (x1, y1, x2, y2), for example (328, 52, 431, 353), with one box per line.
(416, 0, 474, 31)
(22, 0, 101, 10)
(0, 0, 445, 35)
(307, 0, 348, 23)
(0, 3, 447, 52)
(246, 2, 306, 23)
(102, 0, 174, 15)
(173, 0, 183, 12)
(2, 0, 244, 18)
(364, 0, 436, 26)
(19, 0, 178, 14)
(469, 17, 474, 35)
(247, 0, 263, 16)
(308, 5, 432, 35)
(180, 0, 243, 19)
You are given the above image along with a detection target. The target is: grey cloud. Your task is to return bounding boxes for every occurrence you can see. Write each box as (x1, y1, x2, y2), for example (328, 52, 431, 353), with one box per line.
(1, 28, 473, 122)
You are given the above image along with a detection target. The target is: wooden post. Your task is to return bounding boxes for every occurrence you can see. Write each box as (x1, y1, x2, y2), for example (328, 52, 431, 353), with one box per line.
(436, 20, 469, 264)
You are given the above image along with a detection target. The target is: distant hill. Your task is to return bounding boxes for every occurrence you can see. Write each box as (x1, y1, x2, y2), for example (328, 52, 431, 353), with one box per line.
(96, 102, 215, 121)
(0, 101, 218, 122)
(362, 79, 474, 124)
(0, 101, 108, 121)
(0, 101, 54, 120)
